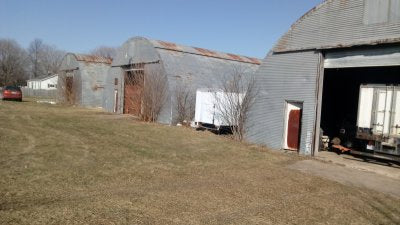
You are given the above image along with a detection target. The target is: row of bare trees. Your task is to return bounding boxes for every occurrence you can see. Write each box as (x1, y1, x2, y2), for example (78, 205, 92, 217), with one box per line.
(0, 39, 27, 86)
(90, 46, 117, 59)
(0, 38, 65, 86)
(0, 38, 118, 87)
(27, 39, 65, 79)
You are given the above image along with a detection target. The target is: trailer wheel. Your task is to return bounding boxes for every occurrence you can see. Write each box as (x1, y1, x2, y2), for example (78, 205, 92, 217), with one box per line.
(331, 137, 341, 145)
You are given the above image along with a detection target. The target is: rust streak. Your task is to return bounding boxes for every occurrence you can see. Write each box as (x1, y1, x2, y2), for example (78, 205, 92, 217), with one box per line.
(75, 54, 112, 64)
(245, 57, 262, 65)
(158, 41, 180, 51)
(194, 47, 218, 57)
(227, 53, 244, 61)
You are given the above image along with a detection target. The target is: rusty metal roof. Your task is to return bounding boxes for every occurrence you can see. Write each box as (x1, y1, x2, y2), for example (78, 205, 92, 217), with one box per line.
(150, 39, 261, 65)
(73, 53, 112, 64)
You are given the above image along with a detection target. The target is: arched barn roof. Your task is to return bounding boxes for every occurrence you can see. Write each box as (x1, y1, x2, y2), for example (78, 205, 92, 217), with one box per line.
(112, 36, 261, 88)
(149, 39, 261, 65)
(273, 0, 400, 53)
(112, 36, 261, 67)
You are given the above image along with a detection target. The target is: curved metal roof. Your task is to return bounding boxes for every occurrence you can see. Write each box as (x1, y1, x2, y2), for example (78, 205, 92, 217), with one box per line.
(273, 0, 400, 53)
(72, 53, 112, 64)
(149, 39, 261, 65)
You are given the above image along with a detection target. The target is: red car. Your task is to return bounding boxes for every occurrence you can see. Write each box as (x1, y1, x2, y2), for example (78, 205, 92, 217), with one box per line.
(2, 86, 22, 101)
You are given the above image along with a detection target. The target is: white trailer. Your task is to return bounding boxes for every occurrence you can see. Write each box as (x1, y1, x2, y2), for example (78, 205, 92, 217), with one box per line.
(194, 89, 243, 131)
(356, 84, 400, 156)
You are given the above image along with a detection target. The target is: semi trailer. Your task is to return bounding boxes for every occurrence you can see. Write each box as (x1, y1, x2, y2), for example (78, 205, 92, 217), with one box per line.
(332, 84, 400, 162)
(193, 88, 243, 133)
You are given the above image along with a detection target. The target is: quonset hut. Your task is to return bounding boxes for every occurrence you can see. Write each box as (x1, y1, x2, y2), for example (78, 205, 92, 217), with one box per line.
(247, 0, 400, 155)
(59, 53, 112, 107)
(102, 37, 261, 124)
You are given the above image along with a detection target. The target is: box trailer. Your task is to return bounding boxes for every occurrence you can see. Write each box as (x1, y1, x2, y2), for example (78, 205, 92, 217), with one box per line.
(194, 89, 243, 131)
(356, 84, 400, 156)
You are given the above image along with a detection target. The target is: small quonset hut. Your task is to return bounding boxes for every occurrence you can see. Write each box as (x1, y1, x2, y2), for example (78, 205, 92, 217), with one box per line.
(59, 53, 112, 107)
(247, 0, 400, 155)
(103, 37, 261, 124)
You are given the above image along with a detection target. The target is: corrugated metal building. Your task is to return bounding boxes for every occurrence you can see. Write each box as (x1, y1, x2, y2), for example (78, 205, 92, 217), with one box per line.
(59, 53, 112, 107)
(247, 0, 400, 155)
(102, 37, 261, 124)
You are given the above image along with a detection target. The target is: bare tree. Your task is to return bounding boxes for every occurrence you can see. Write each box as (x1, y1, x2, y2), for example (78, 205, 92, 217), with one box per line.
(28, 39, 44, 78)
(28, 39, 65, 78)
(141, 64, 168, 122)
(124, 63, 167, 122)
(0, 39, 28, 86)
(90, 46, 117, 59)
(174, 81, 195, 125)
(214, 67, 258, 141)
(41, 45, 65, 75)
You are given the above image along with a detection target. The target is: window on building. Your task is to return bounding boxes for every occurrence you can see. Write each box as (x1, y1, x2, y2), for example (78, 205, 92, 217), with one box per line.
(114, 78, 118, 85)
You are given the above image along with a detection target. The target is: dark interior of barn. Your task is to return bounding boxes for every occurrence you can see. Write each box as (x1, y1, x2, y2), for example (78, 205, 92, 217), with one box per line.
(320, 66, 400, 147)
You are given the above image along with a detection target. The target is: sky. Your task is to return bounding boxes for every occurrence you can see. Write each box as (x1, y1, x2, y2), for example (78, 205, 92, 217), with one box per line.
(0, 0, 322, 59)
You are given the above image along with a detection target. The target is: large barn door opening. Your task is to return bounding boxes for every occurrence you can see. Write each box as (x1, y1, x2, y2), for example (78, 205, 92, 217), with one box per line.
(123, 64, 144, 116)
(320, 66, 400, 154)
(283, 102, 303, 151)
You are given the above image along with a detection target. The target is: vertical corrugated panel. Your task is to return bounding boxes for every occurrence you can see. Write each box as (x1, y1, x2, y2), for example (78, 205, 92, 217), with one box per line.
(275, 0, 400, 52)
(246, 51, 320, 155)
(103, 67, 124, 113)
(80, 62, 109, 108)
(72, 69, 82, 105)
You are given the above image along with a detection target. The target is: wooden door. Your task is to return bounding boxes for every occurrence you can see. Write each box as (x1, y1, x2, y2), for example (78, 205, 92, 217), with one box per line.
(287, 109, 302, 150)
(66, 76, 74, 104)
(284, 102, 303, 151)
(123, 71, 143, 116)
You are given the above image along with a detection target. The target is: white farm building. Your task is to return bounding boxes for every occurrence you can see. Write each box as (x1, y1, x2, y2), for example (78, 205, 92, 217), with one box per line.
(27, 74, 58, 90)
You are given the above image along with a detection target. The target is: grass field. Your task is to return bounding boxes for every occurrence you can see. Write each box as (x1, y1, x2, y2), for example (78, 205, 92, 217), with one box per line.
(0, 100, 399, 224)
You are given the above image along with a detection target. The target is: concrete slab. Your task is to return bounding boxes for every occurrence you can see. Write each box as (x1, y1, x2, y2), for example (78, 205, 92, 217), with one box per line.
(317, 151, 400, 180)
(289, 160, 400, 198)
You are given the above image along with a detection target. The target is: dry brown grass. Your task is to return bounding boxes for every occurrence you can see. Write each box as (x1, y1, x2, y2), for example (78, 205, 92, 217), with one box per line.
(0, 100, 399, 224)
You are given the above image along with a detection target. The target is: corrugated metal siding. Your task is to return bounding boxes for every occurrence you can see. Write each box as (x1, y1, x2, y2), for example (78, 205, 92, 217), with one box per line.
(112, 37, 161, 67)
(59, 54, 81, 104)
(59, 53, 111, 108)
(102, 67, 124, 113)
(274, 0, 400, 52)
(246, 51, 320, 155)
(324, 45, 400, 68)
(102, 37, 260, 125)
(80, 62, 109, 108)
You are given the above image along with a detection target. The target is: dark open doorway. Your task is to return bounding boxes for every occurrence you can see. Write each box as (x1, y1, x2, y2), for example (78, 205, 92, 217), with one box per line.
(320, 66, 400, 150)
